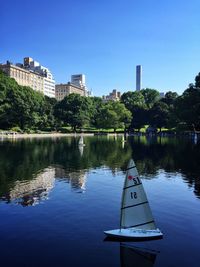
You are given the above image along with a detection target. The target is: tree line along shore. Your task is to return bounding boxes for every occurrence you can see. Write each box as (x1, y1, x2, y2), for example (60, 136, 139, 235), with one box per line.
(0, 70, 200, 135)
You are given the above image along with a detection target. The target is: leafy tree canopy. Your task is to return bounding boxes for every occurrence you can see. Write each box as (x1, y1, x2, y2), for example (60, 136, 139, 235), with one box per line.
(130, 106, 148, 131)
(175, 87, 200, 130)
(54, 94, 93, 131)
(121, 91, 146, 111)
(140, 88, 160, 108)
(195, 72, 200, 88)
(149, 101, 170, 131)
(161, 91, 178, 107)
(95, 101, 131, 132)
(0, 71, 46, 130)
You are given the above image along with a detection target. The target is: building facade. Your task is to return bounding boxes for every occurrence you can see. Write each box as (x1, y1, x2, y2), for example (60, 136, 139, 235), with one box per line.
(55, 82, 87, 101)
(23, 57, 55, 98)
(136, 65, 142, 91)
(0, 57, 55, 98)
(102, 89, 121, 101)
(55, 74, 88, 101)
(71, 74, 86, 88)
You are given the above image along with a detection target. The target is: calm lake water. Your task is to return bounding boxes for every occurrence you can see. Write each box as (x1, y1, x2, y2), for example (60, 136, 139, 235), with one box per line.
(0, 135, 200, 267)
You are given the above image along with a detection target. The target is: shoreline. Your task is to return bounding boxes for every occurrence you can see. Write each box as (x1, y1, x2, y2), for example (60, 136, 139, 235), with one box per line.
(0, 131, 199, 140)
(0, 132, 95, 139)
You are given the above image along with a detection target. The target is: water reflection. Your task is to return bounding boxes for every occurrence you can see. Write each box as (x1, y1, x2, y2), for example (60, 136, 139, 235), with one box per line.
(55, 167, 87, 192)
(120, 244, 157, 267)
(1, 168, 55, 206)
(78, 144, 84, 157)
(0, 135, 200, 206)
(0, 166, 88, 205)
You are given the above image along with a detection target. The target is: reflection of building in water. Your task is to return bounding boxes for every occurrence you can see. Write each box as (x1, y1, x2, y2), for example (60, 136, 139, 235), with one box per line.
(4, 168, 55, 206)
(69, 172, 87, 191)
(55, 167, 87, 192)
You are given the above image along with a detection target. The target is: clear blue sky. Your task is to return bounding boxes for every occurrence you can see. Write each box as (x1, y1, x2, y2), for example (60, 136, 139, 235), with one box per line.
(1, 0, 200, 96)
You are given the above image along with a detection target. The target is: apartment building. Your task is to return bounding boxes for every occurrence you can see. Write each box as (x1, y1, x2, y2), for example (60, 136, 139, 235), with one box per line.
(24, 57, 55, 98)
(102, 89, 121, 101)
(55, 74, 88, 101)
(0, 62, 30, 86)
(71, 74, 86, 88)
(55, 82, 86, 101)
(0, 57, 55, 98)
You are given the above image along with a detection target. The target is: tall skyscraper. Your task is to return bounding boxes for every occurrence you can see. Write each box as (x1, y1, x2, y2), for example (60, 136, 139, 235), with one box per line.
(136, 65, 142, 91)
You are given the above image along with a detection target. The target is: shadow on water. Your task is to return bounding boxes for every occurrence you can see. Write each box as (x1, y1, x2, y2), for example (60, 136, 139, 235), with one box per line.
(0, 135, 200, 205)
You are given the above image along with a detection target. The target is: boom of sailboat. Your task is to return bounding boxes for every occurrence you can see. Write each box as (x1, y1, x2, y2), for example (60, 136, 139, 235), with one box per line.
(104, 159, 163, 240)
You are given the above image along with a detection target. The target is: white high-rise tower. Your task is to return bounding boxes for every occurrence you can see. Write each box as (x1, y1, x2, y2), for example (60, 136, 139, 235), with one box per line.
(136, 65, 142, 91)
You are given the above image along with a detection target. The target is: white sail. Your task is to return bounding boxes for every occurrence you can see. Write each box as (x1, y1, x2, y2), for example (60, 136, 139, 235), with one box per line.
(104, 158, 163, 239)
(120, 159, 156, 230)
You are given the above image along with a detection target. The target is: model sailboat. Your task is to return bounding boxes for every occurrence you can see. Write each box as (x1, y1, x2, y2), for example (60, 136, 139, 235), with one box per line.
(104, 159, 163, 240)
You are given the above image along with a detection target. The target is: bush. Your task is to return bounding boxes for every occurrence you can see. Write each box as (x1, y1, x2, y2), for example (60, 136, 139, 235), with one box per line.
(10, 126, 23, 133)
(57, 127, 71, 133)
(40, 127, 53, 132)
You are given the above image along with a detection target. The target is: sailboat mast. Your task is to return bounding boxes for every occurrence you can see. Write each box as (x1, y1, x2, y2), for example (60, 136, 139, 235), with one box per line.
(119, 168, 129, 230)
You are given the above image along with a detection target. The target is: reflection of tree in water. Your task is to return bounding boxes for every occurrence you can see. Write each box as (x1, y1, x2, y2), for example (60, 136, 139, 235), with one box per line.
(0, 136, 200, 201)
(129, 136, 200, 198)
(52, 136, 132, 171)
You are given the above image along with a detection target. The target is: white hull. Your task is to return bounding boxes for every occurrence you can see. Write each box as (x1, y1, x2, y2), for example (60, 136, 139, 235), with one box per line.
(104, 228, 163, 240)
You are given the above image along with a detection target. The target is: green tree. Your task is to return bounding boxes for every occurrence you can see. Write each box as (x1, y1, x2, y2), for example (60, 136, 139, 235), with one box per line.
(121, 91, 146, 111)
(149, 101, 170, 132)
(54, 94, 93, 131)
(90, 97, 104, 128)
(140, 88, 160, 108)
(121, 91, 147, 132)
(12, 86, 45, 130)
(0, 71, 46, 130)
(130, 106, 148, 131)
(95, 101, 131, 132)
(160, 91, 179, 129)
(195, 72, 200, 88)
(109, 101, 132, 132)
(0, 71, 18, 129)
(161, 91, 178, 107)
(175, 87, 200, 130)
(39, 96, 57, 130)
